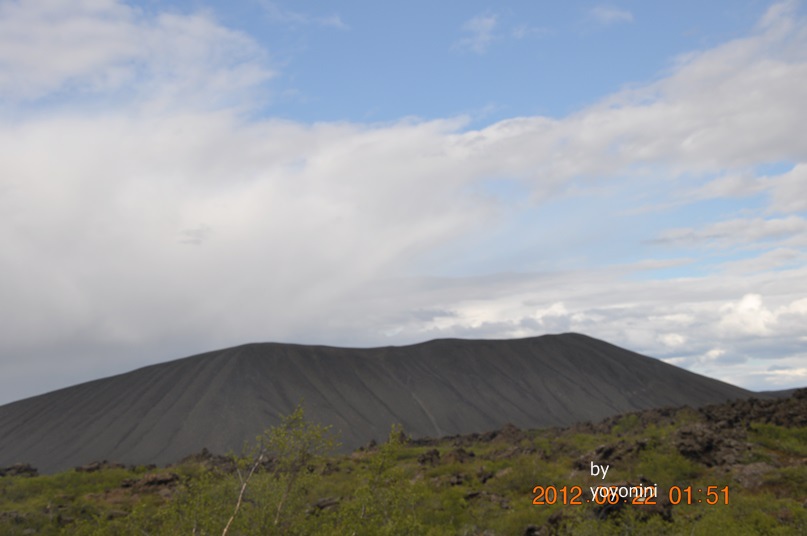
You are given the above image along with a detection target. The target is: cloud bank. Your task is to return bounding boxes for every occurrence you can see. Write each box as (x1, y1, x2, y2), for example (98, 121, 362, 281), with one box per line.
(1, 1, 806, 403)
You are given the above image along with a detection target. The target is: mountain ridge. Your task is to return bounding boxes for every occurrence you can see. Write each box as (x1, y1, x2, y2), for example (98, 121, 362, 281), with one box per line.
(0, 333, 763, 473)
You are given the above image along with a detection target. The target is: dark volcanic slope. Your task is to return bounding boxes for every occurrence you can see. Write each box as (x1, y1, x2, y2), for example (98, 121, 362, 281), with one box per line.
(0, 333, 757, 473)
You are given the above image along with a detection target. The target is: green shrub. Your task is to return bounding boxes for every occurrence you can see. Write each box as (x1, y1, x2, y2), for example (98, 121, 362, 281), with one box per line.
(636, 449, 702, 486)
(750, 423, 807, 457)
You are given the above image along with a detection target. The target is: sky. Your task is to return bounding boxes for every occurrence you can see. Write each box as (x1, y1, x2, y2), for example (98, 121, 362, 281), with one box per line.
(1, 0, 806, 404)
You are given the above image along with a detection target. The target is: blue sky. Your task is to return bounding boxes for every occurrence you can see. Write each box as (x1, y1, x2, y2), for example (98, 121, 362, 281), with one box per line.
(0, 0, 806, 403)
(156, 0, 770, 123)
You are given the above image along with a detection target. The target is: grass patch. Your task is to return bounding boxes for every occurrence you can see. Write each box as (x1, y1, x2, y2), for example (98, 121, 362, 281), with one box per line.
(3, 397, 805, 535)
(749, 423, 807, 457)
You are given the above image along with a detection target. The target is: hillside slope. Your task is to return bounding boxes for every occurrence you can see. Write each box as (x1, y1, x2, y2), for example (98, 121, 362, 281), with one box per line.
(0, 333, 758, 473)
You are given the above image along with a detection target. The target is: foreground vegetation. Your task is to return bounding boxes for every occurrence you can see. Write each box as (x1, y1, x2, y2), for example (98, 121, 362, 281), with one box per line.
(1, 392, 805, 535)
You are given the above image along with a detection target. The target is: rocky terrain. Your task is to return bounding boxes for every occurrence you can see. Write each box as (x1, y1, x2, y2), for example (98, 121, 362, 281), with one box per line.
(1, 389, 804, 535)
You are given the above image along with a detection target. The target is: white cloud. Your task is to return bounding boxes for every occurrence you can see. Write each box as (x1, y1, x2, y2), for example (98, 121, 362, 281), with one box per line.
(2, 1, 807, 402)
(769, 164, 807, 212)
(719, 294, 776, 336)
(703, 348, 726, 361)
(442, 7, 807, 190)
(764, 365, 807, 385)
(588, 6, 634, 25)
(659, 333, 686, 348)
(329, 262, 807, 369)
(719, 248, 804, 274)
(711, 354, 807, 391)
(694, 171, 769, 199)
(655, 216, 807, 248)
(0, 0, 272, 107)
(454, 14, 497, 54)
(0, 109, 499, 362)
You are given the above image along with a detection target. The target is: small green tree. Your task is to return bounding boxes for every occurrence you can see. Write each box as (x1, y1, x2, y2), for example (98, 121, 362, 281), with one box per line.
(223, 404, 337, 535)
(331, 424, 425, 535)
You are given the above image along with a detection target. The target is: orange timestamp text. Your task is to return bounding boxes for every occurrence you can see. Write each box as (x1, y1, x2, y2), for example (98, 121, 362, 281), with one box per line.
(532, 484, 729, 506)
